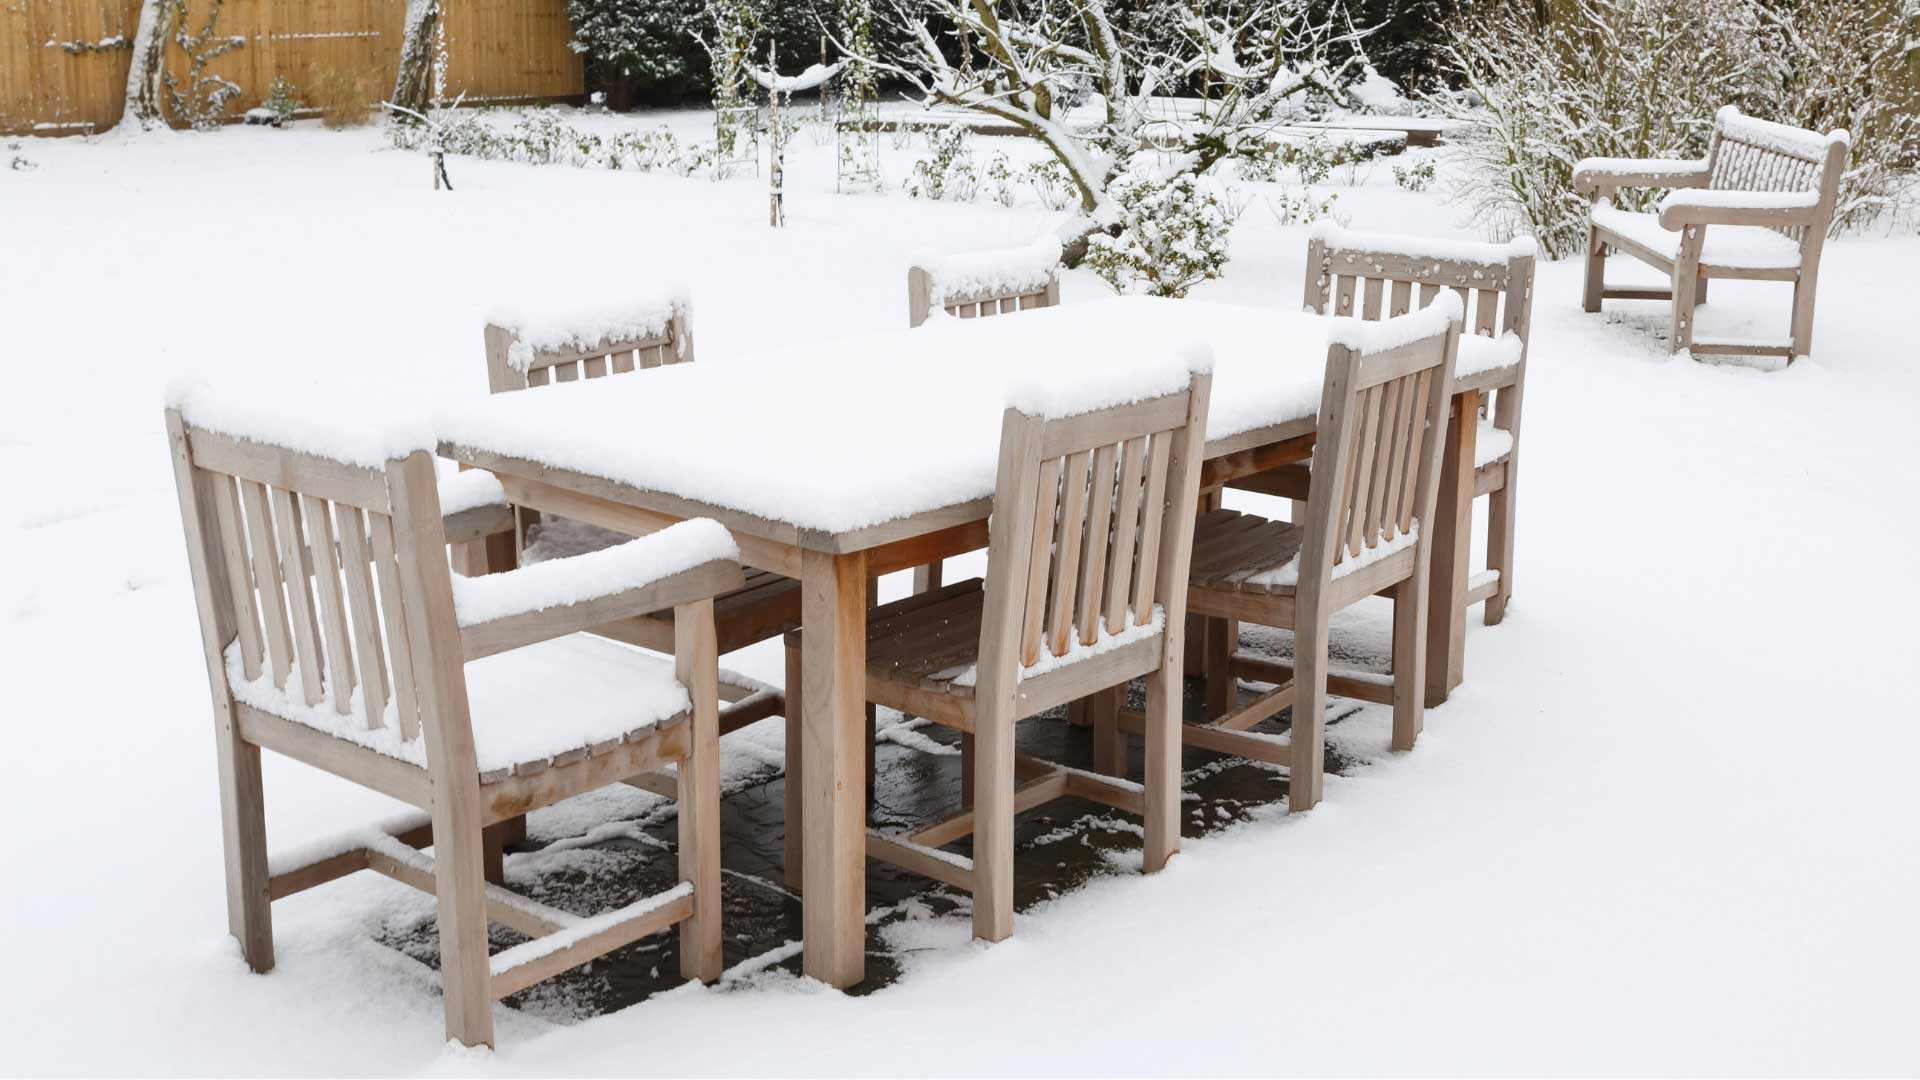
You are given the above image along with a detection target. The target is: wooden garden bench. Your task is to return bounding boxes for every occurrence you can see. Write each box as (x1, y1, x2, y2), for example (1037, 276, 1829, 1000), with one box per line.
(1574, 105, 1848, 361)
(785, 357, 1212, 942)
(165, 384, 741, 1048)
(1176, 296, 1461, 807)
(479, 298, 794, 741)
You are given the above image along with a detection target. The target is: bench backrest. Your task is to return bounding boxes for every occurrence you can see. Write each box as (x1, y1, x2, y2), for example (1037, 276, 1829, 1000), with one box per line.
(1302, 298, 1461, 583)
(1705, 105, 1847, 243)
(167, 407, 465, 767)
(484, 306, 695, 393)
(908, 241, 1063, 327)
(976, 373, 1211, 688)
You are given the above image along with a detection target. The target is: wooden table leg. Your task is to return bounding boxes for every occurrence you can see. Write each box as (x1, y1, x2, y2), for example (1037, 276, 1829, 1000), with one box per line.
(1426, 390, 1478, 708)
(799, 548, 867, 989)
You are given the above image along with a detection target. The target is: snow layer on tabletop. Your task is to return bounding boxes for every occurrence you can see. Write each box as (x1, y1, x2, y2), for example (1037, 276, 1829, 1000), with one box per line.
(450, 518, 737, 628)
(916, 236, 1062, 305)
(225, 633, 690, 775)
(950, 604, 1165, 688)
(434, 465, 506, 515)
(1000, 329, 1211, 419)
(1311, 221, 1537, 265)
(166, 375, 434, 470)
(490, 285, 691, 372)
(1716, 104, 1848, 155)
(1327, 290, 1464, 355)
(1250, 524, 1419, 589)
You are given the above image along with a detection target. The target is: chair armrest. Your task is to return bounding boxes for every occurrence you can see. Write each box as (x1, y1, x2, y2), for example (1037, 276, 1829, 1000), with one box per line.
(456, 519, 745, 661)
(1572, 157, 1709, 194)
(1657, 189, 1819, 229)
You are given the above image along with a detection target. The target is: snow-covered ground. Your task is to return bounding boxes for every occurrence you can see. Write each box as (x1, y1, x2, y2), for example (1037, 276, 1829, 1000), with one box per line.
(3, 113, 1917, 1075)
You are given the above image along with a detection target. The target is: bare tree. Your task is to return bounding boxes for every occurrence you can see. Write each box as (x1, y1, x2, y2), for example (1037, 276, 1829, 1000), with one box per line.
(844, 0, 1366, 260)
(392, 0, 443, 114)
(122, 0, 174, 130)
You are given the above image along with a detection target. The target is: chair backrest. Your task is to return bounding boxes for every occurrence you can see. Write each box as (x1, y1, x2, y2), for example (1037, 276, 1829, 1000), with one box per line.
(1704, 105, 1848, 244)
(973, 370, 1212, 694)
(1303, 223, 1535, 346)
(484, 302, 694, 393)
(907, 239, 1063, 327)
(1298, 296, 1461, 588)
(166, 400, 465, 766)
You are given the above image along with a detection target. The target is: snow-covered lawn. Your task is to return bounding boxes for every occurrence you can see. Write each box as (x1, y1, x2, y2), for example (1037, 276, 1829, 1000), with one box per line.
(3, 116, 1916, 1075)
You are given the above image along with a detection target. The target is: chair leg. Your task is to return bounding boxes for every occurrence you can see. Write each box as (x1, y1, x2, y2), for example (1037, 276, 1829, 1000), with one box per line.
(782, 640, 804, 894)
(1289, 498, 1308, 525)
(865, 702, 878, 802)
(1203, 616, 1235, 721)
(481, 822, 508, 887)
(1485, 478, 1515, 626)
(1089, 685, 1125, 777)
(1142, 668, 1182, 873)
(959, 732, 975, 811)
(1391, 574, 1428, 753)
(217, 733, 275, 973)
(430, 790, 494, 1049)
(676, 597, 724, 984)
(1582, 223, 1606, 313)
(912, 560, 942, 595)
(1290, 617, 1328, 813)
(1671, 236, 1700, 354)
(971, 697, 1015, 943)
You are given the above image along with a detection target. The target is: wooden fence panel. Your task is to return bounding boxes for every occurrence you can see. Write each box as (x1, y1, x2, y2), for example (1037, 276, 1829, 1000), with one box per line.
(1, 0, 582, 136)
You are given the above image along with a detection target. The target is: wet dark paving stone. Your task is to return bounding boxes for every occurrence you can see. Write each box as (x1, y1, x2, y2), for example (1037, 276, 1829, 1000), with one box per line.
(379, 674, 1367, 1021)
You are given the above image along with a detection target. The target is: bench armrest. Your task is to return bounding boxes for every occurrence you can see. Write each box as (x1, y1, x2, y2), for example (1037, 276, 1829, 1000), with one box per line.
(1657, 189, 1820, 229)
(455, 519, 745, 660)
(1573, 157, 1709, 194)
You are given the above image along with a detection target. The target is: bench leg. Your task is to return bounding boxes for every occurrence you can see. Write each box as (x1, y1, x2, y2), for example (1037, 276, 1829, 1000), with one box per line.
(1582, 223, 1606, 313)
(1671, 233, 1701, 354)
(1791, 268, 1819, 359)
(1695, 268, 1709, 306)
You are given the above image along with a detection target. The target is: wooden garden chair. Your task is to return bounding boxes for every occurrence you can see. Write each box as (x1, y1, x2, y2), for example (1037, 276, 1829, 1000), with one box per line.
(478, 304, 794, 741)
(785, 361, 1213, 941)
(1148, 296, 1460, 812)
(166, 388, 740, 1049)
(1574, 105, 1848, 361)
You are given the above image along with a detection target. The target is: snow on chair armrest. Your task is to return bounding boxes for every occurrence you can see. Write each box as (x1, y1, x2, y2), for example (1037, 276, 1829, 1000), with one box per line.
(453, 518, 743, 660)
(1572, 157, 1710, 193)
(1657, 188, 1820, 229)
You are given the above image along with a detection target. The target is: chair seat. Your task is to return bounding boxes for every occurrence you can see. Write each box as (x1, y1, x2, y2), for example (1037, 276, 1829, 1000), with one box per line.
(1190, 509, 1308, 595)
(1591, 205, 1802, 271)
(226, 633, 690, 780)
(528, 518, 801, 654)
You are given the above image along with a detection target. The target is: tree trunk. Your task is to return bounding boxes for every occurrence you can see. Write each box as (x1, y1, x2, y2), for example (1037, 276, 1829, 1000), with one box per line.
(121, 0, 172, 131)
(392, 0, 441, 114)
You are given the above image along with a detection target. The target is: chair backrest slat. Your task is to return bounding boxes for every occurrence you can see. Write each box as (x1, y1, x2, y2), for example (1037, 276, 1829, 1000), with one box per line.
(302, 492, 358, 716)
(367, 509, 422, 740)
(333, 502, 390, 729)
(269, 486, 328, 707)
(993, 377, 1209, 687)
(212, 475, 265, 682)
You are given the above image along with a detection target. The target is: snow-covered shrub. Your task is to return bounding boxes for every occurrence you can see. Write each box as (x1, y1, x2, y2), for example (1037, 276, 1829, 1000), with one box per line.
(1393, 158, 1435, 193)
(1291, 138, 1334, 186)
(1236, 141, 1285, 183)
(1265, 187, 1347, 227)
(163, 0, 244, 130)
(264, 76, 303, 126)
(1024, 158, 1076, 211)
(985, 152, 1018, 207)
(566, 0, 704, 108)
(1430, 0, 1774, 257)
(904, 125, 978, 201)
(309, 62, 381, 129)
(1086, 173, 1232, 298)
(1756, 0, 1920, 233)
(702, 0, 760, 172)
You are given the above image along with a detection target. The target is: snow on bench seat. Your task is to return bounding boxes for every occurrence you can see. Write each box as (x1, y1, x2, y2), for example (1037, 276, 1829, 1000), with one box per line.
(227, 633, 692, 777)
(1591, 205, 1802, 270)
(449, 518, 738, 629)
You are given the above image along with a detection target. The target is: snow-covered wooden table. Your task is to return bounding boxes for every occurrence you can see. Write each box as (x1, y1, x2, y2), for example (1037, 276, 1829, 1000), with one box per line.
(438, 295, 1522, 989)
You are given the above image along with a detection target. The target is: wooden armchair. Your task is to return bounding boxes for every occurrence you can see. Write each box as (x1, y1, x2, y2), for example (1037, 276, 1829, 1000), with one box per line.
(165, 387, 741, 1048)
(786, 359, 1213, 941)
(478, 299, 793, 739)
(1177, 296, 1461, 811)
(1574, 105, 1848, 361)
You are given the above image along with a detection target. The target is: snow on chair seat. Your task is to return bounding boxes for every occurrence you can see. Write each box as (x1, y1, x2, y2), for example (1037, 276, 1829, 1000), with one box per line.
(165, 382, 739, 1049)
(1588, 205, 1803, 271)
(1575, 104, 1849, 360)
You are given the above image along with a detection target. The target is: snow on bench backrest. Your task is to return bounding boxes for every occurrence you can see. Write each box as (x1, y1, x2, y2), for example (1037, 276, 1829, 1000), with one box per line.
(485, 287, 694, 391)
(908, 237, 1062, 327)
(1304, 221, 1536, 347)
(1706, 105, 1848, 242)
